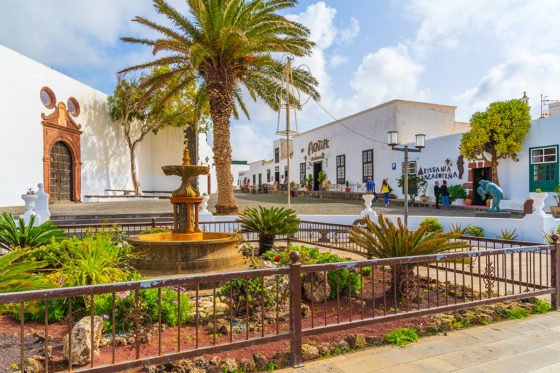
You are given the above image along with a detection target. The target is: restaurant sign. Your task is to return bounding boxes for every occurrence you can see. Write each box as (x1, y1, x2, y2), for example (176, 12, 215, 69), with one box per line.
(308, 139, 330, 156)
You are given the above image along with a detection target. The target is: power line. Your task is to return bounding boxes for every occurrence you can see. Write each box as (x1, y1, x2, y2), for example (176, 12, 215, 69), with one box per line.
(313, 100, 388, 145)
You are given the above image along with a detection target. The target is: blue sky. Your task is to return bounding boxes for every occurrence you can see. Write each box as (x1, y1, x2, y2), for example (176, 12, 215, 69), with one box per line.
(2, 0, 559, 162)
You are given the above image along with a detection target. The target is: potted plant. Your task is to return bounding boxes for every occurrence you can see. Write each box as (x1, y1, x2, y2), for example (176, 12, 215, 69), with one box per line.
(317, 171, 327, 191)
(529, 187, 549, 215)
(345, 180, 351, 193)
(448, 185, 467, 205)
(290, 181, 298, 197)
(551, 184, 560, 217)
(238, 206, 300, 255)
(305, 174, 313, 191)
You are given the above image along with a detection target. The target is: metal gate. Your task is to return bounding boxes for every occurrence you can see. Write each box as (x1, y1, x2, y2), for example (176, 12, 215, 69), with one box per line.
(49, 141, 73, 201)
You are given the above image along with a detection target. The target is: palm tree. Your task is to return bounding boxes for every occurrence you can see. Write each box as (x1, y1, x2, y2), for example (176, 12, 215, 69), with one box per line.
(120, 0, 319, 214)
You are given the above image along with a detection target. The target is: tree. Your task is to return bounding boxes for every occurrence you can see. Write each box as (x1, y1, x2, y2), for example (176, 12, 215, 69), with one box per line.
(108, 68, 207, 194)
(119, 0, 319, 214)
(460, 99, 531, 186)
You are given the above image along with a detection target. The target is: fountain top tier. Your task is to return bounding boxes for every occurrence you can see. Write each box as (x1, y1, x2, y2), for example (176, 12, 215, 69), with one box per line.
(161, 140, 209, 234)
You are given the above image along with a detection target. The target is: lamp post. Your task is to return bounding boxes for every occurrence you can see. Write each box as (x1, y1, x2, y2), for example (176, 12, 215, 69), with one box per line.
(387, 131, 426, 226)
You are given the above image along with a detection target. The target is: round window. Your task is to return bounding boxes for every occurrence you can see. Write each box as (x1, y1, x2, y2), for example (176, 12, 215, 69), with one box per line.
(67, 97, 80, 117)
(40, 87, 56, 109)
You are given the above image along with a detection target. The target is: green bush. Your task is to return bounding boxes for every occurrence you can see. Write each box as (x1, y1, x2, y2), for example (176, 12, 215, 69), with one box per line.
(506, 307, 530, 319)
(533, 300, 552, 314)
(361, 267, 373, 277)
(262, 245, 361, 299)
(464, 225, 485, 237)
(218, 277, 278, 316)
(0, 213, 65, 251)
(448, 185, 467, 202)
(419, 217, 443, 233)
(140, 227, 171, 234)
(384, 327, 419, 346)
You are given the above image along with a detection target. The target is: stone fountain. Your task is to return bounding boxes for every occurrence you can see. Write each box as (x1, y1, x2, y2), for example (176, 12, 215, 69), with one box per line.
(128, 142, 242, 275)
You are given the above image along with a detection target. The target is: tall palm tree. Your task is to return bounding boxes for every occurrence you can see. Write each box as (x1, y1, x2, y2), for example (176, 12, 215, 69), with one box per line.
(120, 0, 319, 214)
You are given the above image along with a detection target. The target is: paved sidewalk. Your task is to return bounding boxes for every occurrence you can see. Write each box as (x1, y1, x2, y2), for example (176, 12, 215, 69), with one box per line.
(282, 312, 560, 373)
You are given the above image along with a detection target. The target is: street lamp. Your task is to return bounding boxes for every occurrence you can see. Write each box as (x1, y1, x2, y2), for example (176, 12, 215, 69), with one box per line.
(387, 131, 426, 226)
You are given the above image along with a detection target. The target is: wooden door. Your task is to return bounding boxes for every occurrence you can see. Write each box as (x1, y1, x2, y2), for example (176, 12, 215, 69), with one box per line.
(50, 141, 73, 201)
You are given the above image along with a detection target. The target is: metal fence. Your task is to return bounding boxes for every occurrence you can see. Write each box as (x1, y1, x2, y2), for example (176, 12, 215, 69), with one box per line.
(0, 240, 557, 372)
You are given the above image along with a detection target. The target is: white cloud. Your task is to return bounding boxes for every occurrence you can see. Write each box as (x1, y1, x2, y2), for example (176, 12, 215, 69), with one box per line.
(329, 54, 348, 67)
(338, 17, 360, 44)
(453, 54, 560, 119)
(230, 124, 274, 162)
(350, 46, 427, 104)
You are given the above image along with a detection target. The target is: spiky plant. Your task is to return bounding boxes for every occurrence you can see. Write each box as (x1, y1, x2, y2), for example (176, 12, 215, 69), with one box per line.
(0, 213, 66, 251)
(448, 223, 470, 235)
(350, 215, 468, 300)
(495, 228, 518, 241)
(120, 0, 319, 214)
(0, 249, 47, 293)
(238, 206, 299, 255)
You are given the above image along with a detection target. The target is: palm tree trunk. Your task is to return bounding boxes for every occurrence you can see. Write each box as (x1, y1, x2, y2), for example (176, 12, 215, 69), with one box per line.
(206, 70, 238, 214)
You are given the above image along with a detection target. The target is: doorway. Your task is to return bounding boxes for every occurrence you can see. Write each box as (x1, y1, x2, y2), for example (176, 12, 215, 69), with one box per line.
(275, 172, 280, 184)
(313, 162, 323, 191)
(472, 167, 492, 206)
(49, 141, 73, 201)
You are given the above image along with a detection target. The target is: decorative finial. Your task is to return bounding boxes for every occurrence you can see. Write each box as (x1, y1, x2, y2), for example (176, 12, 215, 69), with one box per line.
(182, 138, 191, 166)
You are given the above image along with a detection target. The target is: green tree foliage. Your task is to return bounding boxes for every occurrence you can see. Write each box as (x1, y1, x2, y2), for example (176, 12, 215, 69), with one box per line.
(119, 0, 319, 213)
(108, 67, 208, 195)
(460, 99, 531, 186)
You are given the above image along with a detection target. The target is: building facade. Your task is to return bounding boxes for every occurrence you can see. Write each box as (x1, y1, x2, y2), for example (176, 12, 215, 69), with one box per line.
(0, 44, 224, 207)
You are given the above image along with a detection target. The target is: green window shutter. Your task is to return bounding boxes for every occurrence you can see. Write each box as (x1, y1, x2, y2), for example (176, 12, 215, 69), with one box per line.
(529, 145, 559, 192)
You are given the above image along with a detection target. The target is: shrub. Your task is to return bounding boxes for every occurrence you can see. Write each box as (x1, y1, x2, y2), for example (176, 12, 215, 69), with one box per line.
(218, 277, 279, 316)
(0, 213, 65, 251)
(495, 229, 518, 240)
(464, 226, 485, 237)
(533, 299, 552, 314)
(384, 327, 419, 346)
(238, 206, 300, 255)
(262, 245, 361, 299)
(140, 227, 171, 234)
(448, 223, 469, 235)
(506, 307, 530, 319)
(350, 215, 467, 299)
(419, 217, 443, 233)
(0, 249, 47, 293)
(448, 185, 467, 202)
(361, 267, 373, 277)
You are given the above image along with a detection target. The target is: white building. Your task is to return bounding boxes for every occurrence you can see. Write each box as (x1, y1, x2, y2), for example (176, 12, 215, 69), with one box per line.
(239, 138, 291, 190)
(0, 44, 222, 207)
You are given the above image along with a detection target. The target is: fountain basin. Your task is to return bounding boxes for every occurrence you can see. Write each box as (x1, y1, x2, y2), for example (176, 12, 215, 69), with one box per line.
(128, 232, 243, 275)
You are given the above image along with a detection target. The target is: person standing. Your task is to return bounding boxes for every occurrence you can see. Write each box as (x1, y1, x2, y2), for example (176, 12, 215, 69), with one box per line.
(366, 177, 375, 203)
(441, 180, 450, 208)
(381, 179, 391, 207)
(433, 181, 441, 209)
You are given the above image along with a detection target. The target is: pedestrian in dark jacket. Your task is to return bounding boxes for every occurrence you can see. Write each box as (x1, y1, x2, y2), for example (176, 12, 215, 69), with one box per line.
(441, 180, 450, 207)
(434, 181, 441, 209)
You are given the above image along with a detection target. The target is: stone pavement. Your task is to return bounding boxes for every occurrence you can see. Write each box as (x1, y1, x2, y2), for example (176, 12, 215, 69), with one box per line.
(1, 192, 485, 217)
(282, 312, 560, 373)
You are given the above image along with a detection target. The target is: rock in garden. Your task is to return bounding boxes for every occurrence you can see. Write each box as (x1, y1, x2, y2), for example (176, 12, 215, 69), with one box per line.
(221, 358, 238, 372)
(318, 342, 333, 356)
(345, 334, 367, 349)
(25, 355, 45, 373)
(302, 344, 320, 360)
(365, 335, 384, 346)
(333, 339, 350, 351)
(63, 316, 103, 366)
(194, 356, 210, 368)
(303, 272, 331, 303)
(253, 352, 268, 369)
(239, 357, 256, 372)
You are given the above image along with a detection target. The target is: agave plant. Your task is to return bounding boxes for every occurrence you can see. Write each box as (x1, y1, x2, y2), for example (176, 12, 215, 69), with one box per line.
(350, 215, 468, 300)
(0, 249, 47, 293)
(238, 206, 299, 255)
(495, 228, 518, 240)
(0, 213, 66, 251)
(448, 223, 470, 235)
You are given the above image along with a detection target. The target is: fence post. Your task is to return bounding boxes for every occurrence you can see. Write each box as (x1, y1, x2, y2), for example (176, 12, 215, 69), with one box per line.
(552, 235, 559, 311)
(289, 251, 303, 367)
(151, 217, 156, 228)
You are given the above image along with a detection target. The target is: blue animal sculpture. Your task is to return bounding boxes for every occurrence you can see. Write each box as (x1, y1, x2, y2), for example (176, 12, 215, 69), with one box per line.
(476, 179, 504, 212)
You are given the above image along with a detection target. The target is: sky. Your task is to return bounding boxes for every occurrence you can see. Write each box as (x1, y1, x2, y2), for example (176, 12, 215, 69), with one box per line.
(2, 0, 559, 163)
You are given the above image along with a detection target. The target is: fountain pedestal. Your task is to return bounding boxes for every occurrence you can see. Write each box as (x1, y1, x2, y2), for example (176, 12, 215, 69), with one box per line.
(171, 196, 203, 240)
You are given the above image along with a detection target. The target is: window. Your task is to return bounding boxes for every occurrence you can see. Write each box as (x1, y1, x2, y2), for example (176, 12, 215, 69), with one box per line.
(274, 148, 280, 163)
(530, 145, 559, 192)
(402, 161, 417, 175)
(252, 174, 256, 186)
(267, 169, 271, 183)
(362, 149, 373, 182)
(258, 173, 262, 186)
(336, 155, 346, 185)
(300, 163, 306, 185)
